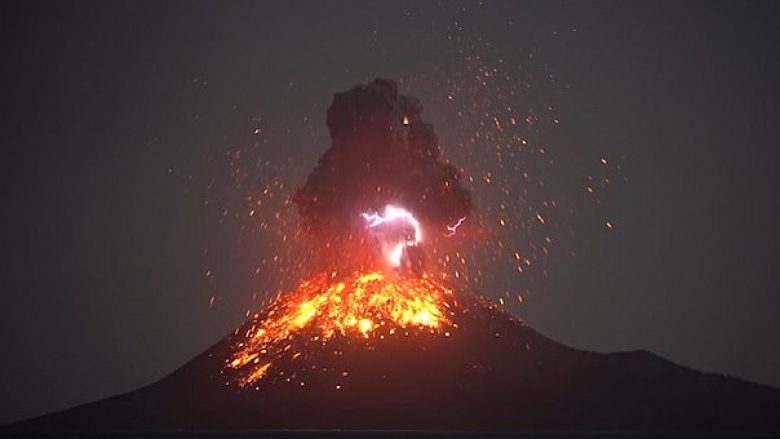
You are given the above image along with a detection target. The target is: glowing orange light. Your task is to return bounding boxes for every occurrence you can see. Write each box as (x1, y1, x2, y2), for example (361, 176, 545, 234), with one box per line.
(228, 270, 455, 386)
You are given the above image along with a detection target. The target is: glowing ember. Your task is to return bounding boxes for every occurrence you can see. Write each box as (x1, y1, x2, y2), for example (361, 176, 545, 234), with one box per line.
(228, 270, 456, 387)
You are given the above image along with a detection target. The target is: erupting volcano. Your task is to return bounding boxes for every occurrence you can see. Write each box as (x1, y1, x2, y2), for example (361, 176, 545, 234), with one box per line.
(226, 78, 477, 389)
(9, 80, 780, 434)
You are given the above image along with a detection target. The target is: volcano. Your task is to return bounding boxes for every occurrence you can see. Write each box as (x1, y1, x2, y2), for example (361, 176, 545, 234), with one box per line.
(8, 79, 778, 434)
(8, 283, 780, 433)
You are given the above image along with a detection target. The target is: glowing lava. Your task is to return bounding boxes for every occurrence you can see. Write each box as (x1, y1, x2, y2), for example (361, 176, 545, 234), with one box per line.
(228, 270, 457, 387)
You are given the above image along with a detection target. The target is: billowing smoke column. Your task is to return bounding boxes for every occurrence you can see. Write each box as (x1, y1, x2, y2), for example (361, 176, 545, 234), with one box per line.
(294, 79, 472, 272)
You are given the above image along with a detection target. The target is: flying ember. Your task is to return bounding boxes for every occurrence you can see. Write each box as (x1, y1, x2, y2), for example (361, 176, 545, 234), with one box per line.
(227, 270, 457, 387)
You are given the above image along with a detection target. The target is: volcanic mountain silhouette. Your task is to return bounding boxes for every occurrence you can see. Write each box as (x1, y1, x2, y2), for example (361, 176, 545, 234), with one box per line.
(9, 291, 780, 433)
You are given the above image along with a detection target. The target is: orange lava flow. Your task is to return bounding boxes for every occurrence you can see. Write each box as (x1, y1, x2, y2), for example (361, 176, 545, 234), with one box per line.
(227, 271, 457, 387)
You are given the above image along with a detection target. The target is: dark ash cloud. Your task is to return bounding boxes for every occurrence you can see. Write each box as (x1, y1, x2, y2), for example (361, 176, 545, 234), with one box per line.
(294, 79, 471, 240)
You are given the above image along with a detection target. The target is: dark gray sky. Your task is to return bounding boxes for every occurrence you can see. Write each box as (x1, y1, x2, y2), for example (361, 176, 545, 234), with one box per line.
(2, 0, 779, 425)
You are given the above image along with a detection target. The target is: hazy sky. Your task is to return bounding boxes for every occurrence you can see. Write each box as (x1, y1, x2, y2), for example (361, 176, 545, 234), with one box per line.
(2, 0, 779, 424)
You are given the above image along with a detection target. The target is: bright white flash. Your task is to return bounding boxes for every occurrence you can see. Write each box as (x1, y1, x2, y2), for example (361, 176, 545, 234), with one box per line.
(361, 205, 422, 267)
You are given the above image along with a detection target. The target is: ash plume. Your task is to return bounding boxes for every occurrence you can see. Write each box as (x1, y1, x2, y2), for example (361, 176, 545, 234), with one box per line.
(294, 79, 471, 241)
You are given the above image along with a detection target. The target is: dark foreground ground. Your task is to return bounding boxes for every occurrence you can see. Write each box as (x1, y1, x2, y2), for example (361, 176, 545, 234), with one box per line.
(5, 294, 780, 435)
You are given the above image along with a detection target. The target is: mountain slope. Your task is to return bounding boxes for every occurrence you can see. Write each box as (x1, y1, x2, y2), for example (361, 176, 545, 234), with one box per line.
(9, 294, 780, 432)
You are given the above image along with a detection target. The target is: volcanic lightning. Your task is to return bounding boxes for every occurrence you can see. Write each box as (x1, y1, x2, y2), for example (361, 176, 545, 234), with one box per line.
(361, 205, 422, 267)
(446, 216, 467, 237)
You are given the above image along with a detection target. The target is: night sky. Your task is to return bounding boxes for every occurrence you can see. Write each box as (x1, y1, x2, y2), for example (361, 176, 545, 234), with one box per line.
(2, 0, 779, 424)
